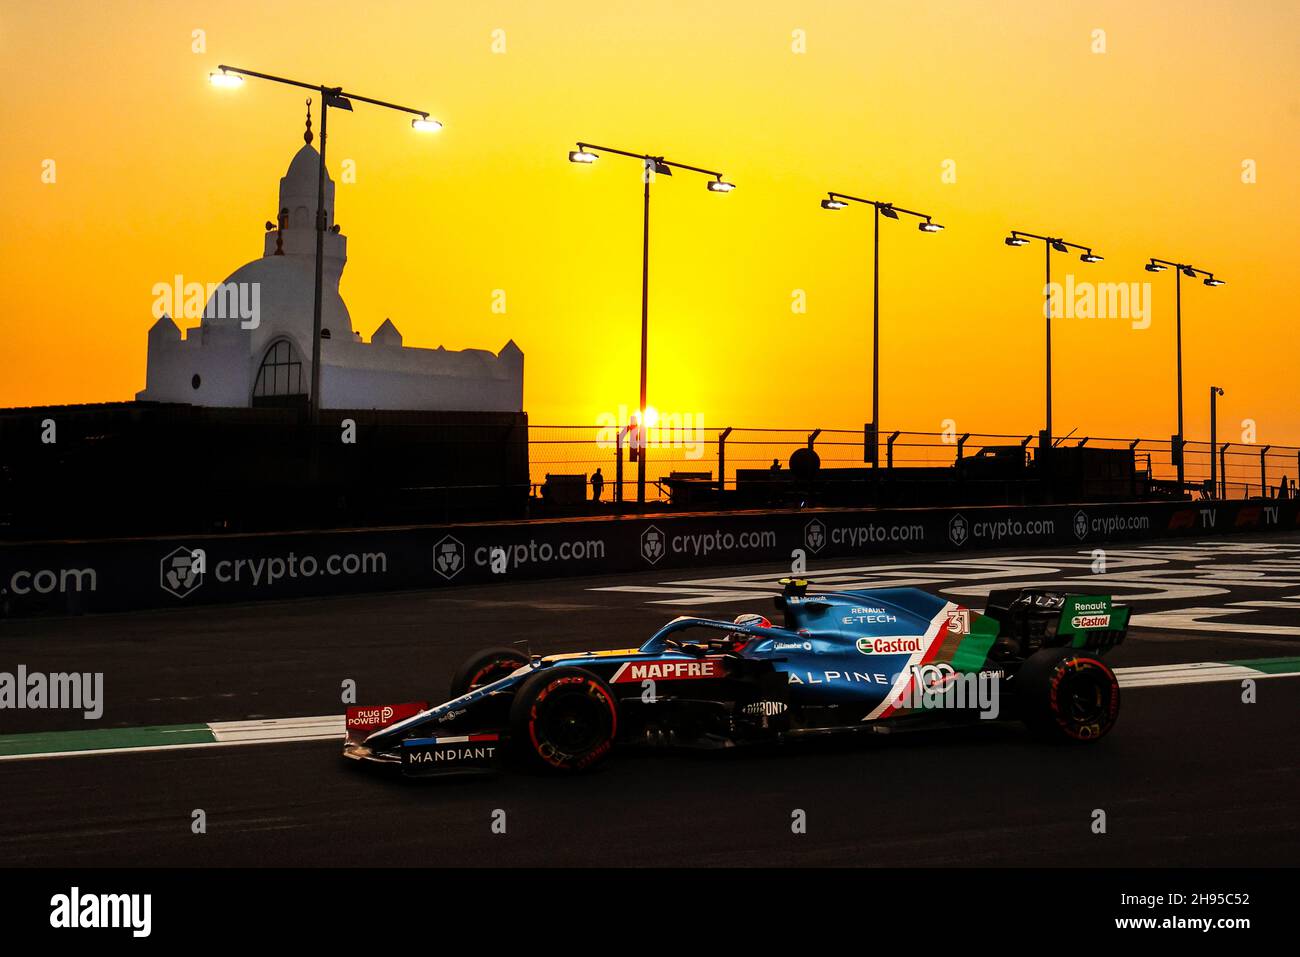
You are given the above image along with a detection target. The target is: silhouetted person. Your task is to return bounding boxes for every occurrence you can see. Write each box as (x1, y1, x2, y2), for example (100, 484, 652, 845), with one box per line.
(591, 467, 604, 502)
(770, 459, 781, 473)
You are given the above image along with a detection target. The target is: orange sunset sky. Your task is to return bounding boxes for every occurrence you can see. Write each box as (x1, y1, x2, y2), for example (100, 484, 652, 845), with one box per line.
(1, 0, 1297, 444)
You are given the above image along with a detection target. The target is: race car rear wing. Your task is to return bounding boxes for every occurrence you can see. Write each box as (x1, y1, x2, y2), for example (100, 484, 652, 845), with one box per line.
(983, 589, 1128, 656)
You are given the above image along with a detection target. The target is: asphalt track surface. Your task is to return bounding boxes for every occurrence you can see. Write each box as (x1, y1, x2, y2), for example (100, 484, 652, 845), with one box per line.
(2, 534, 1298, 866)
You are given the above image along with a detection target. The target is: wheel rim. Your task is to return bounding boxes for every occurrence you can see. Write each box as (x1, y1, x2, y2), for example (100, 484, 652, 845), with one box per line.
(1058, 664, 1113, 731)
(539, 690, 609, 753)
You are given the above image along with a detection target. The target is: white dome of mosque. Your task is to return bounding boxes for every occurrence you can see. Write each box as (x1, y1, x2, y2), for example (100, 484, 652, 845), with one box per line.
(137, 112, 522, 414)
(213, 255, 353, 341)
(200, 116, 349, 337)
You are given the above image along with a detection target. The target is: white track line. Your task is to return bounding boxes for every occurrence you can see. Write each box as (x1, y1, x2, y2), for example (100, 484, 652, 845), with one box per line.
(210, 716, 343, 743)
(1116, 663, 1261, 687)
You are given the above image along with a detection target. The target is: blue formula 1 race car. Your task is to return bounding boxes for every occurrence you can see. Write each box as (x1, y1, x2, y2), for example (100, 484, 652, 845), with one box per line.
(343, 579, 1129, 776)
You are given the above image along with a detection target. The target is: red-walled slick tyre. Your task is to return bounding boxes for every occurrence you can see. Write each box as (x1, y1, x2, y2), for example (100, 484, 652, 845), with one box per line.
(509, 667, 618, 772)
(448, 647, 530, 699)
(1016, 648, 1120, 743)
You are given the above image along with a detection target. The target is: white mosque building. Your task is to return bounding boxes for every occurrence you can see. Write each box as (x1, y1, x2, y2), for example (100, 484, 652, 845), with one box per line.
(137, 122, 522, 412)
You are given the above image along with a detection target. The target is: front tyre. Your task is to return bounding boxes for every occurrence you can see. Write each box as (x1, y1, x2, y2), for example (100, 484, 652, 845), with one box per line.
(449, 646, 531, 699)
(509, 667, 618, 773)
(1015, 648, 1120, 743)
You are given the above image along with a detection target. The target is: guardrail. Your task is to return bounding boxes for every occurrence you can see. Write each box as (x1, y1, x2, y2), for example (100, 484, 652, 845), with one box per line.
(528, 425, 1300, 503)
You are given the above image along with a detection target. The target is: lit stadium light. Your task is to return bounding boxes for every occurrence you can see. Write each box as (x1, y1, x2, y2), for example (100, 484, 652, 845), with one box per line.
(207, 64, 436, 424)
(568, 139, 729, 503)
(815, 190, 944, 469)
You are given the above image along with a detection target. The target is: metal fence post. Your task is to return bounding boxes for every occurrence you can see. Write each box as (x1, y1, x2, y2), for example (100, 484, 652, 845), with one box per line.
(615, 426, 624, 506)
(718, 426, 732, 497)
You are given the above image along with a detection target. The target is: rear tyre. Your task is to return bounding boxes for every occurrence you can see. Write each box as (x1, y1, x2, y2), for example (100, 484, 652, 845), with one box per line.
(508, 667, 618, 773)
(1015, 648, 1119, 743)
(449, 646, 530, 699)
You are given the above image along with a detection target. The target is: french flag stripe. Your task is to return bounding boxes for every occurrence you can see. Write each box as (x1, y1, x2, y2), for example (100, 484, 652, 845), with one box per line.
(405, 734, 501, 746)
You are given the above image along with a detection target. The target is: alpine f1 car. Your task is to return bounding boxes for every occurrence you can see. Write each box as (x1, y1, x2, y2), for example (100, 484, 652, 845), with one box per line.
(343, 579, 1129, 776)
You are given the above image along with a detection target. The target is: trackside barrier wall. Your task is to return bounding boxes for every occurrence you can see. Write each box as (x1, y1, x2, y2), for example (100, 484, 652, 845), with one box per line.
(2, 499, 1296, 617)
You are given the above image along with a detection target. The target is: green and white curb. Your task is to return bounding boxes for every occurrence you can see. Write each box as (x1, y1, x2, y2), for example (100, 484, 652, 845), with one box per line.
(2, 658, 1297, 763)
(0, 715, 343, 761)
(1115, 657, 1300, 688)
(0, 723, 217, 758)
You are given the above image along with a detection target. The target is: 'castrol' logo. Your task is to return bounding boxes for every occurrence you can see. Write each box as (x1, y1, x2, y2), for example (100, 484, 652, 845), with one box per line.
(856, 636, 924, 656)
(1072, 614, 1111, 629)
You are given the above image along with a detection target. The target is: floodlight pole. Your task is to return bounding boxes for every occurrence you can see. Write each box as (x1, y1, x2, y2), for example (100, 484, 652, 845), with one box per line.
(214, 65, 435, 427)
(640, 165, 650, 504)
(1005, 230, 1100, 451)
(1146, 257, 1222, 489)
(1209, 386, 1225, 498)
(571, 142, 733, 504)
(821, 192, 943, 469)
(873, 204, 880, 466)
(312, 101, 328, 426)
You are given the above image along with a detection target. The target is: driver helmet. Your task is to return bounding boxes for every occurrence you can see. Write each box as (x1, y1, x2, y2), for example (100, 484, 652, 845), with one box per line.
(725, 613, 771, 651)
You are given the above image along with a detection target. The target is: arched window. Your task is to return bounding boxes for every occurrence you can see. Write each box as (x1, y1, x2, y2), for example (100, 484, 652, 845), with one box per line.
(252, 338, 306, 406)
